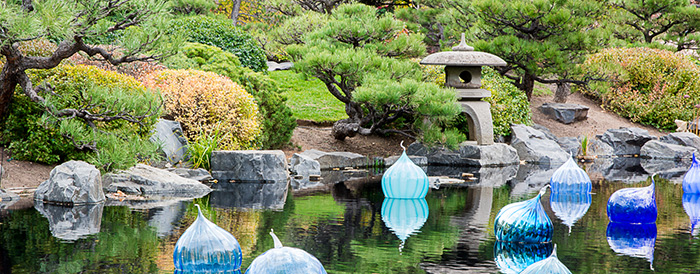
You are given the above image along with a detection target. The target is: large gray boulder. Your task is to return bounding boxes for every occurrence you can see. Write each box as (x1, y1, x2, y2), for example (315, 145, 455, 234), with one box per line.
(406, 142, 519, 167)
(510, 124, 569, 165)
(598, 127, 655, 156)
(150, 119, 189, 164)
(166, 167, 213, 183)
(539, 103, 589, 124)
(660, 132, 700, 151)
(103, 164, 211, 197)
(211, 150, 288, 182)
(35, 161, 105, 204)
(640, 140, 697, 160)
(384, 155, 428, 166)
(289, 153, 322, 191)
(35, 202, 104, 241)
(298, 149, 368, 170)
(558, 136, 581, 157)
(588, 139, 615, 157)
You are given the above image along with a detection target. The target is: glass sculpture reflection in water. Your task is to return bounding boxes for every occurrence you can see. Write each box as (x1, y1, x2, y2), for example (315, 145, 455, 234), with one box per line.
(683, 153, 700, 193)
(494, 241, 553, 274)
(381, 198, 429, 251)
(683, 193, 700, 235)
(494, 187, 553, 243)
(173, 204, 242, 272)
(550, 157, 592, 193)
(246, 230, 327, 274)
(381, 142, 429, 199)
(606, 222, 657, 269)
(519, 245, 572, 274)
(550, 191, 592, 233)
(607, 177, 657, 224)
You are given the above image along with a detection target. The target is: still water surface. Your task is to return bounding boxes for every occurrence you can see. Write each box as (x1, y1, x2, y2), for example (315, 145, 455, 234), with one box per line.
(1, 164, 700, 273)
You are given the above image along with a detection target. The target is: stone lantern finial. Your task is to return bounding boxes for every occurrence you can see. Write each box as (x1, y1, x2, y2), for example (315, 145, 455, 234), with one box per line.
(452, 33, 474, 51)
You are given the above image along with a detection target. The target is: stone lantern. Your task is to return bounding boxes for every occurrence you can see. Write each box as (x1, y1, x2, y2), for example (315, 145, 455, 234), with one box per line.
(420, 34, 506, 145)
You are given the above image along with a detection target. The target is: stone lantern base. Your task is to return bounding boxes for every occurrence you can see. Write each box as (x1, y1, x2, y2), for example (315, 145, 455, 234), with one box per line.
(460, 101, 494, 145)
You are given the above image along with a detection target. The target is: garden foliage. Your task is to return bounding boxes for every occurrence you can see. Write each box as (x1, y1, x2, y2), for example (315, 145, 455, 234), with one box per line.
(166, 42, 296, 149)
(582, 47, 700, 131)
(1, 65, 162, 171)
(169, 16, 268, 72)
(142, 69, 261, 150)
(168, 0, 217, 15)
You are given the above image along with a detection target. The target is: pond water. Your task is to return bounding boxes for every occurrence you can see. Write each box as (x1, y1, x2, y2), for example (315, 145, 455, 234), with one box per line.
(2, 161, 700, 273)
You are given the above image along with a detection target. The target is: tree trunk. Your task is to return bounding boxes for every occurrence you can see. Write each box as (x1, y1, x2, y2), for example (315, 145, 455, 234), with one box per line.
(553, 82, 570, 103)
(0, 64, 19, 120)
(522, 73, 535, 101)
(230, 0, 242, 25)
(332, 119, 360, 140)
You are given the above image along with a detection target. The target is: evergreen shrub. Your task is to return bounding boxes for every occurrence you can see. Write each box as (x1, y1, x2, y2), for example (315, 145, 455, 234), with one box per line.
(142, 69, 261, 150)
(166, 42, 296, 148)
(170, 16, 268, 72)
(582, 47, 700, 131)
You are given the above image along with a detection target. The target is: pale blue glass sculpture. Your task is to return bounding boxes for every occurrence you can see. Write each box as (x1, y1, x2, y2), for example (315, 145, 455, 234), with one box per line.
(683, 153, 700, 193)
(550, 191, 592, 233)
(607, 178, 657, 224)
(173, 204, 242, 272)
(550, 157, 592, 193)
(381, 143, 429, 199)
(381, 198, 429, 250)
(520, 245, 572, 274)
(606, 222, 656, 269)
(682, 193, 700, 235)
(246, 230, 327, 274)
(494, 187, 553, 243)
(494, 241, 553, 274)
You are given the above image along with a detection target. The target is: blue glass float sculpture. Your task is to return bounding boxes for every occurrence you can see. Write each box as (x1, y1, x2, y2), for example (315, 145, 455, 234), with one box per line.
(246, 230, 327, 274)
(550, 191, 592, 233)
(683, 153, 700, 193)
(173, 204, 242, 272)
(494, 186, 553, 243)
(607, 177, 657, 224)
(381, 198, 429, 251)
(683, 193, 700, 235)
(381, 142, 429, 199)
(550, 156, 592, 193)
(520, 245, 572, 274)
(494, 241, 553, 274)
(606, 222, 656, 269)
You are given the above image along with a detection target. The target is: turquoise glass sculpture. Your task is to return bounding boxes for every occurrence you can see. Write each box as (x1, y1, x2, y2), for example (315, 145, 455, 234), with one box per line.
(606, 222, 656, 269)
(550, 191, 592, 233)
(173, 204, 242, 272)
(607, 178, 657, 224)
(381, 143, 429, 199)
(246, 230, 327, 274)
(494, 187, 553, 243)
(520, 245, 572, 274)
(550, 157, 592, 193)
(381, 198, 429, 250)
(494, 241, 553, 274)
(683, 193, 700, 235)
(683, 153, 700, 193)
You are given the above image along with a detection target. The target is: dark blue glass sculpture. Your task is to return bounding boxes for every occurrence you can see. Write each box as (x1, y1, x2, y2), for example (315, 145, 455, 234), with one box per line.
(494, 241, 553, 274)
(520, 245, 572, 274)
(173, 204, 242, 272)
(607, 178, 657, 224)
(246, 230, 327, 274)
(494, 187, 553, 243)
(606, 222, 656, 269)
(381, 198, 429, 250)
(381, 143, 429, 199)
(683, 153, 700, 193)
(683, 193, 700, 235)
(550, 191, 592, 233)
(550, 157, 592, 193)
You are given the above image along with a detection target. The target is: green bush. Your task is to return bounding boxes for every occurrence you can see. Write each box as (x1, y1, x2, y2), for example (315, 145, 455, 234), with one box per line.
(582, 47, 700, 131)
(169, 16, 268, 72)
(169, 0, 217, 15)
(166, 42, 296, 148)
(1, 65, 162, 171)
(421, 65, 532, 137)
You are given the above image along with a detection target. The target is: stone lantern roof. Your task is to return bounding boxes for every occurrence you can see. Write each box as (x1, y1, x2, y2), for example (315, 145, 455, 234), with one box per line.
(420, 34, 507, 67)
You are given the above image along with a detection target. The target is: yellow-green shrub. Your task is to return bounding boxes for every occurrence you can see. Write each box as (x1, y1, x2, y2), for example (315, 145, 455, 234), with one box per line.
(582, 47, 700, 131)
(142, 69, 261, 149)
